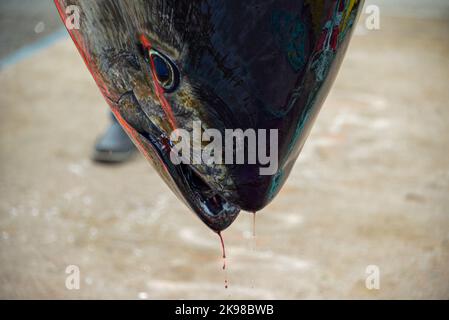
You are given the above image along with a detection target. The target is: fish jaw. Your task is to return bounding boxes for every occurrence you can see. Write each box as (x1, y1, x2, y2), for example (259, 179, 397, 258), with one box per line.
(115, 91, 241, 232)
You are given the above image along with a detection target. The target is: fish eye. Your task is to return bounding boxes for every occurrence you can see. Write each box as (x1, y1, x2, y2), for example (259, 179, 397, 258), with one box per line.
(149, 49, 180, 93)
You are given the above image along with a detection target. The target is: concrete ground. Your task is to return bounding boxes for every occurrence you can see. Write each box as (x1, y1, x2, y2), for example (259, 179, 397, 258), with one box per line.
(0, 2, 448, 299)
(0, 0, 61, 60)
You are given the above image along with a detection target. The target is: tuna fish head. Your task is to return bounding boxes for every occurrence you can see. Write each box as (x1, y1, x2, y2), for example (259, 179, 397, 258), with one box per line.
(55, 0, 363, 232)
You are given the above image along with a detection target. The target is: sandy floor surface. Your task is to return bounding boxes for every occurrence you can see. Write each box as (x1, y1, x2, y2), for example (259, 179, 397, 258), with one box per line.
(0, 12, 448, 299)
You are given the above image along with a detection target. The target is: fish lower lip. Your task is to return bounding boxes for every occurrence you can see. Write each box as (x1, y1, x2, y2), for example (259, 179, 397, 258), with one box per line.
(177, 163, 240, 231)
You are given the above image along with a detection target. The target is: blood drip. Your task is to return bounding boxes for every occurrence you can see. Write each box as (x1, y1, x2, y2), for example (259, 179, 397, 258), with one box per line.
(218, 232, 228, 289)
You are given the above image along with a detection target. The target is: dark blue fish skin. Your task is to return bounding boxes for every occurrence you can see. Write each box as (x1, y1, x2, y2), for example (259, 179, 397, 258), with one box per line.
(55, 0, 363, 232)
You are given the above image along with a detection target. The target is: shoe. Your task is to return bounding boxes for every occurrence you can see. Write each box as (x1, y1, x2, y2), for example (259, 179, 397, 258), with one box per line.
(92, 118, 136, 163)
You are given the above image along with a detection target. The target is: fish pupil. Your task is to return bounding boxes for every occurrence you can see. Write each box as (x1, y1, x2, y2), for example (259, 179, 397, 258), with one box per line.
(153, 55, 170, 84)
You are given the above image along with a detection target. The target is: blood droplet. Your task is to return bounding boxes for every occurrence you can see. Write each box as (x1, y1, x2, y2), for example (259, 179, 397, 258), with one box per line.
(218, 231, 226, 269)
(218, 232, 228, 289)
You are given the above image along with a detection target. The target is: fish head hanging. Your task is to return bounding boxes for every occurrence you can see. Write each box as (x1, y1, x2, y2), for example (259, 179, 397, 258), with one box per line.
(55, 0, 364, 232)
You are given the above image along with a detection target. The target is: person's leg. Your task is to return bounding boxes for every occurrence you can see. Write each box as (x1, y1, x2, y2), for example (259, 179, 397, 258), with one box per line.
(92, 112, 136, 163)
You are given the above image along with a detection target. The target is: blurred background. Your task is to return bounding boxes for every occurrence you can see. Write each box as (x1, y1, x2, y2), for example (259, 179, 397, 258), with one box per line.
(0, 0, 448, 299)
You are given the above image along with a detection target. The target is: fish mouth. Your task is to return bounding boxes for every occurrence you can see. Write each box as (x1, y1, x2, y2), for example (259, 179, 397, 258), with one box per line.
(118, 91, 240, 232)
(176, 163, 240, 232)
